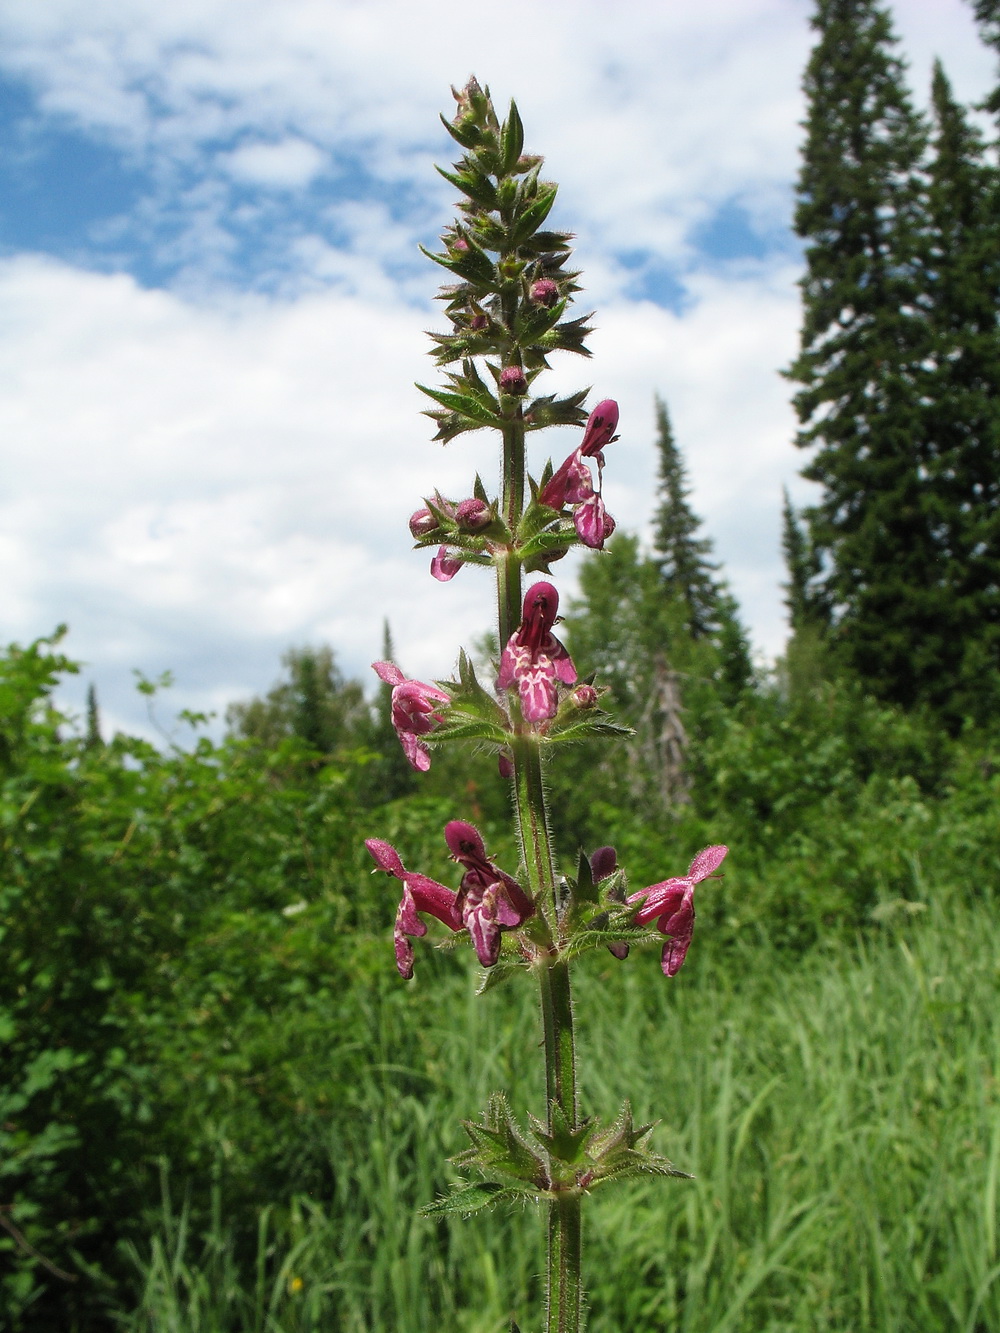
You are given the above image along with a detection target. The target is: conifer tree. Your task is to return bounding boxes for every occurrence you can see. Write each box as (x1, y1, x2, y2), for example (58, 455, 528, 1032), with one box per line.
(652, 397, 720, 638)
(651, 397, 752, 696)
(781, 488, 827, 634)
(84, 683, 102, 750)
(788, 0, 940, 711)
(918, 62, 1000, 719)
(972, 1, 1000, 115)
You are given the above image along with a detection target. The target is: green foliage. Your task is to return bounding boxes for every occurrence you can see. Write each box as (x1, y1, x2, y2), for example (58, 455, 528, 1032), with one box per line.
(0, 634, 389, 1327)
(225, 645, 370, 757)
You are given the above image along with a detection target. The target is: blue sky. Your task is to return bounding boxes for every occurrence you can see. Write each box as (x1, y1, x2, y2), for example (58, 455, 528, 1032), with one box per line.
(0, 0, 993, 738)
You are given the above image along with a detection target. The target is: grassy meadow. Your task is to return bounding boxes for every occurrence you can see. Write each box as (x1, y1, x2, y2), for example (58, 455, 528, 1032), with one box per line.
(122, 883, 999, 1333)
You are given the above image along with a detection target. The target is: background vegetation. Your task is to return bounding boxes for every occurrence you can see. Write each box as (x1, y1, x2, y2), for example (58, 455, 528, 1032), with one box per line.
(3, 1, 1000, 1329)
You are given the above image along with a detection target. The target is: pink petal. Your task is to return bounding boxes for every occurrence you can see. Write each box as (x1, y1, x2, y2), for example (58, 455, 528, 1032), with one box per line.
(550, 640, 578, 685)
(394, 929, 416, 980)
(628, 878, 686, 926)
(366, 838, 405, 878)
(541, 450, 594, 510)
(400, 731, 432, 772)
(580, 400, 619, 457)
(496, 639, 523, 691)
(407, 874, 462, 929)
(463, 900, 502, 968)
(445, 820, 486, 862)
(661, 911, 695, 977)
(574, 493, 610, 549)
(431, 546, 463, 581)
(688, 845, 728, 883)
(372, 661, 406, 687)
(396, 884, 430, 939)
(519, 664, 558, 722)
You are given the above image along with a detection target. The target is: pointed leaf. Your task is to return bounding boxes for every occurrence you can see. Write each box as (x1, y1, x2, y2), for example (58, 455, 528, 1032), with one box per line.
(500, 100, 524, 173)
(420, 1182, 523, 1217)
(416, 384, 501, 428)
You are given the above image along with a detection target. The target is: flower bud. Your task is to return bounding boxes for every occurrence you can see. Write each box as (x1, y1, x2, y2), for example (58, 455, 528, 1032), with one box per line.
(573, 684, 599, 709)
(409, 507, 438, 539)
(498, 750, 514, 779)
(456, 497, 492, 532)
(469, 312, 488, 331)
(500, 366, 527, 396)
(529, 278, 559, 307)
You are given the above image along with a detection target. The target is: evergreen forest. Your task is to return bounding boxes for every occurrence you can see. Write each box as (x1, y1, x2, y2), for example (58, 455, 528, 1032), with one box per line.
(3, 2, 1000, 1329)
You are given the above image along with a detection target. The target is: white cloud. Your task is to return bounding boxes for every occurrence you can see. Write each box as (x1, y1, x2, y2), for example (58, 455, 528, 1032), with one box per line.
(221, 137, 326, 188)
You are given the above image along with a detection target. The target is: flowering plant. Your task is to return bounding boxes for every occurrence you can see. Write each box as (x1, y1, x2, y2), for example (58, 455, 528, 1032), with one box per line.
(364, 78, 727, 1332)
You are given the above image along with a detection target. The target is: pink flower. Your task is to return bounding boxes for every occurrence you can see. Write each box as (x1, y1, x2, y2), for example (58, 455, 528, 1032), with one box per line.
(445, 820, 533, 967)
(579, 399, 619, 462)
(627, 845, 728, 977)
(497, 581, 577, 722)
(574, 493, 616, 549)
(365, 838, 462, 979)
(539, 448, 594, 511)
(538, 400, 619, 551)
(372, 660, 450, 772)
(430, 546, 463, 581)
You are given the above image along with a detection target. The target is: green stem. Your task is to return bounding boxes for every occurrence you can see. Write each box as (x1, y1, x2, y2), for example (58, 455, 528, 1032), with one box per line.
(510, 737, 580, 1332)
(538, 959, 576, 1122)
(499, 419, 524, 648)
(546, 1194, 583, 1333)
(497, 362, 581, 1333)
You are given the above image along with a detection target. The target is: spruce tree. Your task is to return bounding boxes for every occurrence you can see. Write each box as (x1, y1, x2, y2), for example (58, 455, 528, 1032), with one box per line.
(84, 683, 102, 750)
(651, 397, 752, 696)
(788, 0, 940, 712)
(972, 1, 1000, 109)
(652, 397, 720, 638)
(919, 62, 1000, 719)
(781, 489, 823, 634)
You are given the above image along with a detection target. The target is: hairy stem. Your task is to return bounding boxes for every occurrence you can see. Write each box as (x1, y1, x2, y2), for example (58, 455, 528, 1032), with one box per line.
(546, 1193, 583, 1333)
(498, 363, 581, 1333)
(499, 417, 525, 647)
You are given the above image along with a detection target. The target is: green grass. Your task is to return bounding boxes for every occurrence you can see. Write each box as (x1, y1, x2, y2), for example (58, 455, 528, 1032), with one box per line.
(117, 874, 1000, 1332)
